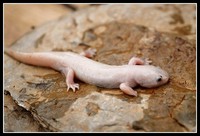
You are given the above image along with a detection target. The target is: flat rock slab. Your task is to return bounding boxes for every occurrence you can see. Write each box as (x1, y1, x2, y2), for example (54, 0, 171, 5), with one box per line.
(4, 4, 196, 132)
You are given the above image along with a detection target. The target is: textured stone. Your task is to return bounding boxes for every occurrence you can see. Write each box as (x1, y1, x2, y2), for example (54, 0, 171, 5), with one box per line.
(4, 4, 72, 132)
(4, 93, 47, 132)
(4, 4, 196, 132)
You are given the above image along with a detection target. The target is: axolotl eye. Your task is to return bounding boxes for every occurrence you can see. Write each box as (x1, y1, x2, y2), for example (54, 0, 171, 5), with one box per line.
(157, 75, 162, 82)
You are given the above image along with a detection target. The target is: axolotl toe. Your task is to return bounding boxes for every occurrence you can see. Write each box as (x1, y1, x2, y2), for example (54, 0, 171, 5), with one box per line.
(5, 48, 169, 96)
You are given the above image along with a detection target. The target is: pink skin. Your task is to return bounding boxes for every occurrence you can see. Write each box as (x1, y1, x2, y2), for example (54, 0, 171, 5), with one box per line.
(5, 48, 169, 97)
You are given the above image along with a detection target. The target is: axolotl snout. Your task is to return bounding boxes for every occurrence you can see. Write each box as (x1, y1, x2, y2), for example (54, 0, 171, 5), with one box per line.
(131, 65, 169, 88)
(5, 48, 169, 96)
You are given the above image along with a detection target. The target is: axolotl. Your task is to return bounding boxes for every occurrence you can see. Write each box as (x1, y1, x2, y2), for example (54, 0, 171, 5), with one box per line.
(5, 48, 169, 96)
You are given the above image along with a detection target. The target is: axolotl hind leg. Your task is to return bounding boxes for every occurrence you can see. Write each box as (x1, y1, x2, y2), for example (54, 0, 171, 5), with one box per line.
(62, 68, 79, 92)
(80, 48, 96, 58)
(61, 48, 97, 92)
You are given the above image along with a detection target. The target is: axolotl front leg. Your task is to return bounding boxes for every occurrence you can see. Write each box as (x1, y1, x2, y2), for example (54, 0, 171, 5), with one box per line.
(119, 56, 152, 96)
(128, 56, 152, 65)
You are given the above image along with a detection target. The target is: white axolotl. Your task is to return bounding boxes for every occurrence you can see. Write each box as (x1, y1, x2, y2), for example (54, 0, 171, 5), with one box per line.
(5, 48, 169, 96)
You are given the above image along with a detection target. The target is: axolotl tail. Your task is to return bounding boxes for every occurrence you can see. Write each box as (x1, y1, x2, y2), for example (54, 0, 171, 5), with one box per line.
(4, 48, 57, 68)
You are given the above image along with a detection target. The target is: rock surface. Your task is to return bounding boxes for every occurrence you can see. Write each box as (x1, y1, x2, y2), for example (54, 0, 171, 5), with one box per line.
(4, 4, 196, 132)
(4, 92, 47, 132)
(4, 4, 72, 132)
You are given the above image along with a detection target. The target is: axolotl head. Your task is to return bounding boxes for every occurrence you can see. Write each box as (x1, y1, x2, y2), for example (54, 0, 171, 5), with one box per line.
(134, 65, 169, 88)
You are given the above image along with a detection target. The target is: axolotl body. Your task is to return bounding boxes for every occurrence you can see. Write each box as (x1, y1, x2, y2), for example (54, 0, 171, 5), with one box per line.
(5, 48, 169, 96)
